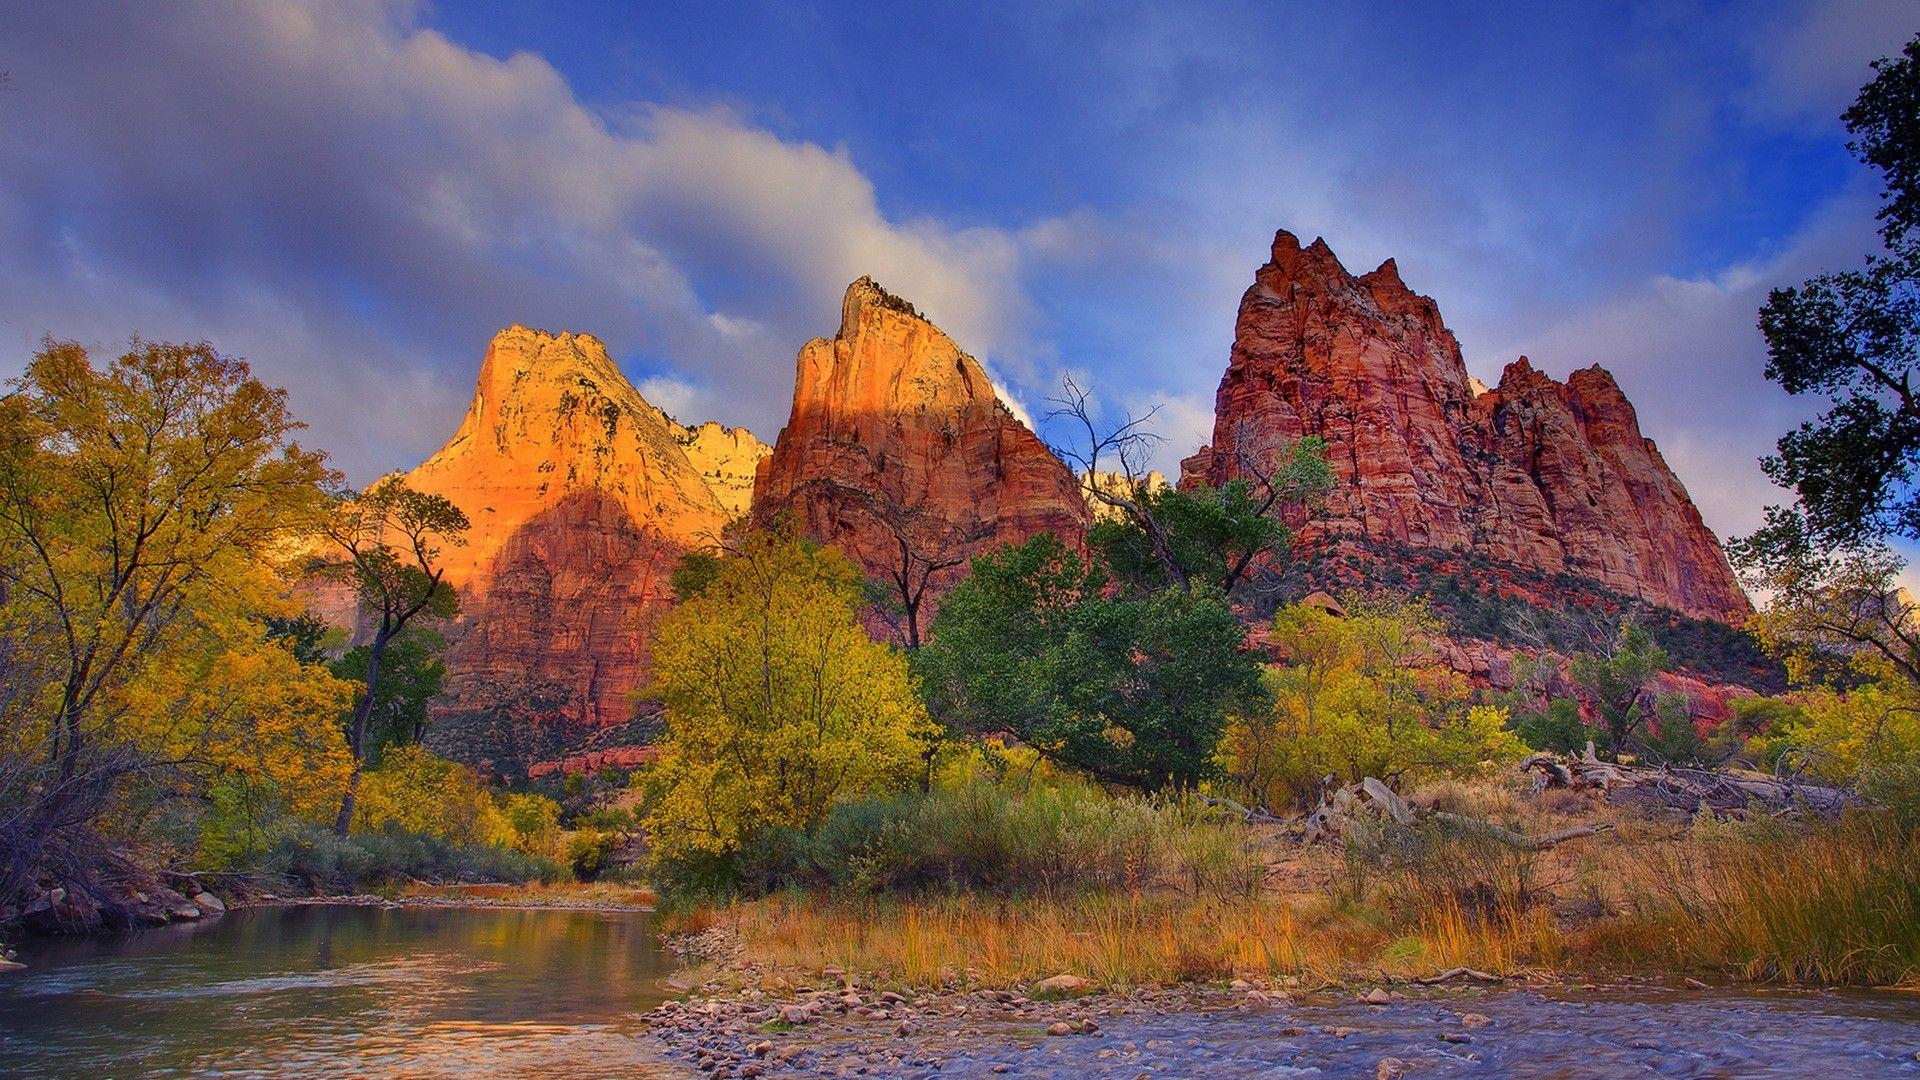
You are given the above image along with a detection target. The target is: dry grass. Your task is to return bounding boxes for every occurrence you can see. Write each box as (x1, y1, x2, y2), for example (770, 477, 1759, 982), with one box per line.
(1584, 814, 1920, 986)
(671, 776, 1920, 992)
(708, 888, 1565, 991)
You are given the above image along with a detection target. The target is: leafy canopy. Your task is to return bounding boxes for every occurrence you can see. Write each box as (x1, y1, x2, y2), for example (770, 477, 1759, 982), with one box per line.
(1090, 445, 1331, 597)
(915, 532, 1265, 791)
(1220, 594, 1524, 811)
(1744, 36, 1920, 555)
(0, 339, 334, 907)
(641, 525, 935, 863)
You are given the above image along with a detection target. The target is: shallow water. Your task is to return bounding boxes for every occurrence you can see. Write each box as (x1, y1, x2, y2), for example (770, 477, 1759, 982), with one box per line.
(885, 986, 1920, 1079)
(0, 905, 680, 1078)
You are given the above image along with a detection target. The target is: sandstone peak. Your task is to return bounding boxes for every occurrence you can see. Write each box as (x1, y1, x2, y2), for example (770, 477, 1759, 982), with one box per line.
(1193, 229, 1750, 623)
(754, 278, 1089, 642)
(397, 328, 767, 738)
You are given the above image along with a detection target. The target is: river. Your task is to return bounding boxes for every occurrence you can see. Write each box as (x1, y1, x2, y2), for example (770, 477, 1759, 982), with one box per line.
(4, 906, 1920, 1078)
(0, 904, 682, 1078)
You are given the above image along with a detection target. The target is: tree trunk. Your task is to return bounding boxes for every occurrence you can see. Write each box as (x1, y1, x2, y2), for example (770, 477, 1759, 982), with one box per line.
(332, 631, 390, 837)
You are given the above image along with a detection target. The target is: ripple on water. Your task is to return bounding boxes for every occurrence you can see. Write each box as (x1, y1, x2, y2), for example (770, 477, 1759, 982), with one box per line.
(0, 905, 682, 1079)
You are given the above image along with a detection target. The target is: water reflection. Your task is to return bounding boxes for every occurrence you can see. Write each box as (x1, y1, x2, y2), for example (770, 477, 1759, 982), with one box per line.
(0, 905, 679, 1078)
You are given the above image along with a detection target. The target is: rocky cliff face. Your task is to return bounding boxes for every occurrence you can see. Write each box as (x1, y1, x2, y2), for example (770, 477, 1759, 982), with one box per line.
(402, 326, 766, 762)
(1186, 231, 1750, 623)
(752, 278, 1089, 637)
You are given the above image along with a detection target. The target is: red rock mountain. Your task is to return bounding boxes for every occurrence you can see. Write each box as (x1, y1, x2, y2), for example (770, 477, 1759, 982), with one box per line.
(1184, 230, 1750, 623)
(401, 326, 765, 761)
(752, 278, 1090, 637)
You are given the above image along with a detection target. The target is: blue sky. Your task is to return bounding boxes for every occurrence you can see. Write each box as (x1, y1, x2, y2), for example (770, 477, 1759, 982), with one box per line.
(0, 0, 1912, 550)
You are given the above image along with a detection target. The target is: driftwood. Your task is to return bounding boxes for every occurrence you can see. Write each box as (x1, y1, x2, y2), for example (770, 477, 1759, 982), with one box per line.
(1200, 794, 1287, 825)
(1303, 775, 1612, 850)
(1522, 744, 1862, 818)
(1414, 966, 1503, 985)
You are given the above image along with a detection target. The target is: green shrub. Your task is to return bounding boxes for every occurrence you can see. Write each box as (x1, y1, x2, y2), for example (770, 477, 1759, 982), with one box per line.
(654, 774, 1263, 902)
(260, 820, 561, 892)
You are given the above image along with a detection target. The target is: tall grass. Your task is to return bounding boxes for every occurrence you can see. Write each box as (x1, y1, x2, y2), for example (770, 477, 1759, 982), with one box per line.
(705, 888, 1564, 990)
(1592, 814, 1920, 986)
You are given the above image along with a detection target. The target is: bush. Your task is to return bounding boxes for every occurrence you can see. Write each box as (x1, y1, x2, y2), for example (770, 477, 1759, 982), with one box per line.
(1222, 597, 1526, 810)
(653, 770, 1264, 902)
(261, 820, 561, 892)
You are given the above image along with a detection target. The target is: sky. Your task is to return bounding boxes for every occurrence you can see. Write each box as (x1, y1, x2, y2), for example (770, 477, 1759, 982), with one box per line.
(0, 0, 1913, 554)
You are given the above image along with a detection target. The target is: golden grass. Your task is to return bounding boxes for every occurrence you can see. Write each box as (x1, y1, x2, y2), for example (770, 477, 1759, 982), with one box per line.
(658, 777, 1920, 992)
(710, 888, 1564, 990)
(1584, 814, 1920, 987)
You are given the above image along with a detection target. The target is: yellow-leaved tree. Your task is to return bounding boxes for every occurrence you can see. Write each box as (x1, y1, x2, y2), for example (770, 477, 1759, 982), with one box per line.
(641, 526, 935, 865)
(0, 340, 333, 915)
(1220, 593, 1524, 810)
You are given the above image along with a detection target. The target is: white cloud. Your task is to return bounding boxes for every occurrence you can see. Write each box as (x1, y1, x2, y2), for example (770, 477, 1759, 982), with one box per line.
(1489, 180, 1885, 544)
(0, 0, 1034, 483)
(1739, 0, 1916, 125)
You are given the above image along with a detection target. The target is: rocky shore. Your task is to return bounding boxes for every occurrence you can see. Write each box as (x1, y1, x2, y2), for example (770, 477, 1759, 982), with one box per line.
(642, 929, 1501, 1079)
(2, 874, 227, 936)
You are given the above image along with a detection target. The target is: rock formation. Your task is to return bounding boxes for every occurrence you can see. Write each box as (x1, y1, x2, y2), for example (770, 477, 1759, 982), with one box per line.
(1185, 230, 1750, 623)
(752, 278, 1089, 640)
(401, 326, 765, 764)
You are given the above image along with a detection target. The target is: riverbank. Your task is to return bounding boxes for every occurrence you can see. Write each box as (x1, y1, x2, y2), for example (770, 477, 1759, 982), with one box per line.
(641, 952, 1920, 1078)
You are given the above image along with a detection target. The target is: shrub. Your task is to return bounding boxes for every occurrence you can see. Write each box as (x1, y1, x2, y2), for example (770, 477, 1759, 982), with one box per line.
(1222, 597, 1526, 810)
(261, 820, 561, 892)
(654, 770, 1264, 902)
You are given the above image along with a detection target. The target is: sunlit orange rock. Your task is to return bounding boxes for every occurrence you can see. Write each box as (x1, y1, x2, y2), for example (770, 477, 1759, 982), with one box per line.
(752, 278, 1089, 638)
(401, 326, 766, 746)
(1186, 230, 1751, 623)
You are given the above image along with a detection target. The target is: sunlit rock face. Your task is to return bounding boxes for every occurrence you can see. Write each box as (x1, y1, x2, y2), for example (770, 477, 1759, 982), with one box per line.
(1185, 230, 1750, 623)
(399, 326, 765, 769)
(751, 278, 1090, 635)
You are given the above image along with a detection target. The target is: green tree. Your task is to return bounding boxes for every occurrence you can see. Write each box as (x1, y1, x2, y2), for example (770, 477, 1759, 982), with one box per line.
(1047, 374, 1332, 596)
(641, 526, 934, 864)
(1568, 623, 1677, 759)
(1744, 36, 1920, 557)
(320, 477, 468, 835)
(1090, 462, 1333, 596)
(330, 627, 447, 764)
(916, 533, 1264, 790)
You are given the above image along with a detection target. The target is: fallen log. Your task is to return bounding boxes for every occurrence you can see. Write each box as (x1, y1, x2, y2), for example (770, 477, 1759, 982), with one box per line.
(1522, 744, 1862, 818)
(1304, 777, 1613, 851)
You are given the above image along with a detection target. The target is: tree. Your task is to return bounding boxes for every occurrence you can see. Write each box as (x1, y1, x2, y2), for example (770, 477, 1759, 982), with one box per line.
(915, 532, 1265, 790)
(1221, 594, 1523, 810)
(330, 627, 447, 763)
(641, 526, 934, 864)
(319, 477, 467, 835)
(1745, 36, 1920, 556)
(0, 340, 330, 909)
(1567, 623, 1674, 759)
(1049, 376, 1332, 595)
(1734, 535, 1920, 689)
